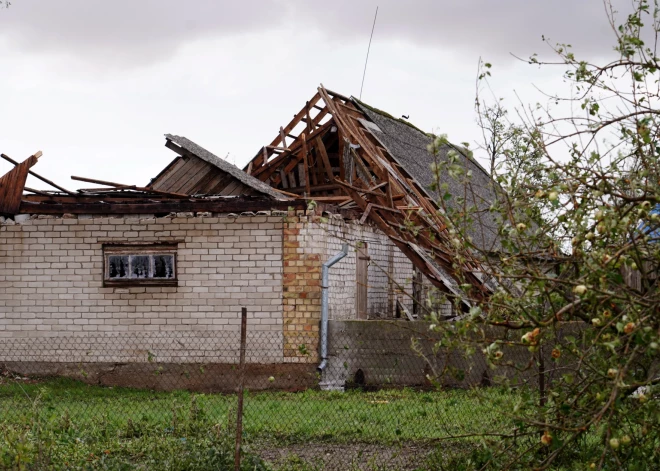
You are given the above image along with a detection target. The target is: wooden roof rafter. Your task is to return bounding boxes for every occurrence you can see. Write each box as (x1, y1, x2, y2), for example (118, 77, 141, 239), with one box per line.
(315, 85, 493, 305)
(242, 84, 495, 304)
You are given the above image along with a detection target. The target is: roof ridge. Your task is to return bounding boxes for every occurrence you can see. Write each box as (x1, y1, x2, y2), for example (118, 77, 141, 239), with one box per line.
(350, 96, 435, 138)
(350, 97, 494, 182)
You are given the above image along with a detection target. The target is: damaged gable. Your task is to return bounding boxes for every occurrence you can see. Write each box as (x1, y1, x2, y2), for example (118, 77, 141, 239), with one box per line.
(243, 85, 500, 306)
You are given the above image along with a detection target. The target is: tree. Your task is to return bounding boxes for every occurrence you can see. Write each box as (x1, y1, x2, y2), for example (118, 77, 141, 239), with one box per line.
(429, 1, 660, 468)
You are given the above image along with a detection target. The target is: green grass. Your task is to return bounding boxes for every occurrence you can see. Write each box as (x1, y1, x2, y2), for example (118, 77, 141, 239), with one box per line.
(0, 378, 519, 470)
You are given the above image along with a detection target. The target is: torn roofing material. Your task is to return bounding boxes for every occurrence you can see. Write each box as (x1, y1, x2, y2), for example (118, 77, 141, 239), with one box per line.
(352, 100, 503, 252)
(241, 85, 499, 304)
(164, 134, 289, 200)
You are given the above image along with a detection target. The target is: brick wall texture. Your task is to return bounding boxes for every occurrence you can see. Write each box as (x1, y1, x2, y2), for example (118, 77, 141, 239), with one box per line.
(0, 209, 447, 363)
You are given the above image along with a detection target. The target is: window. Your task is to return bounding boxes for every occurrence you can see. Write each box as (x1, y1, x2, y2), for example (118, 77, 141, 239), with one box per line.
(103, 245, 177, 286)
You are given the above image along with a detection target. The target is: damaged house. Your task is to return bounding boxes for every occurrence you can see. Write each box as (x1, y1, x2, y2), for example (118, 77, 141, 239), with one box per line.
(0, 85, 501, 388)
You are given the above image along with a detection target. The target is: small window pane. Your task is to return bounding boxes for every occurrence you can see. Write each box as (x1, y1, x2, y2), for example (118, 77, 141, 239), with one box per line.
(130, 255, 151, 279)
(153, 255, 175, 278)
(108, 256, 129, 279)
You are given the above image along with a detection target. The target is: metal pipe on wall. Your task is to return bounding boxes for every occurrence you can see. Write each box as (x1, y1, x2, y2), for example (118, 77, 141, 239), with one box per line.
(317, 243, 349, 372)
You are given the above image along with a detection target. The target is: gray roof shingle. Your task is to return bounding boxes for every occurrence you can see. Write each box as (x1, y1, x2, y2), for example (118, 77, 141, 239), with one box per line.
(352, 100, 502, 252)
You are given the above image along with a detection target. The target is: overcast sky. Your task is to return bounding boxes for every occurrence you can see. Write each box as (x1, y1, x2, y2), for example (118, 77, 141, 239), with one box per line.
(0, 0, 630, 191)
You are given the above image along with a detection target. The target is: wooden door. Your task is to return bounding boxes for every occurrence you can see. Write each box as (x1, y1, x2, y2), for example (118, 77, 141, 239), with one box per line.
(356, 242, 368, 319)
(412, 267, 424, 318)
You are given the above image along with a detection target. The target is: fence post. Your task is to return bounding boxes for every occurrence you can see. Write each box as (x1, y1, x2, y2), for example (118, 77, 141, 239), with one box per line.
(234, 307, 247, 471)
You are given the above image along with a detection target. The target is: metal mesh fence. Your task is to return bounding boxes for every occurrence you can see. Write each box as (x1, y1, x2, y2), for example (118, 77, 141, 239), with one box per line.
(0, 320, 545, 470)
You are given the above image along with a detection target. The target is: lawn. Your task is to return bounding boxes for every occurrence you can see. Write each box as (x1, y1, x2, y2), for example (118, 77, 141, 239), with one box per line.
(0, 377, 519, 470)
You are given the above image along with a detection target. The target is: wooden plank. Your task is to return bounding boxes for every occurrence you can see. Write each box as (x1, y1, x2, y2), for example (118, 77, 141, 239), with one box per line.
(339, 183, 454, 296)
(18, 198, 307, 215)
(0, 153, 41, 214)
(176, 159, 217, 195)
(315, 137, 335, 183)
(396, 299, 416, 321)
(168, 158, 208, 194)
(369, 181, 389, 192)
(301, 134, 311, 195)
(206, 174, 234, 194)
(150, 157, 188, 191)
(286, 183, 340, 194)
(148, 156, 182, 188)
(334, 179, 387, 197)
(23, 187, 51, 196)
(253, 120, 332, 181)
(247, 92, 322, 170)
(252, 117, 334, 180)
(297, 163, 307, 193)
(324, 87, 351, 102)
(271, 188, 299, 198)
(300, 196, 351, 203)
(70, 176, 190, 198)
(309, 138, 318, 187)
(386, 174, 394, 208)
(338, 130, 345, 181)
(305, 101, 313, 134)
(218, 180, 243, 196)
(194, 167, 229, 194)
(280, 170, 289, 189)
(151, 156, 195, 192)
(23, 194, 177, 204)
(229, 183, 253, 196)
(1, 152, 74, 195)
(359, 203, 373, 224)
(287, 172, 296, 189)
(174, 158, 216, 194)
(257, 147, 268, 169)
(280, 127, 287, 149)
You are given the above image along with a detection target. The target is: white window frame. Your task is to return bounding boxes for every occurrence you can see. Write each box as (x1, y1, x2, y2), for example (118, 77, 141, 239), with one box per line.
(103, 244, 178, 287)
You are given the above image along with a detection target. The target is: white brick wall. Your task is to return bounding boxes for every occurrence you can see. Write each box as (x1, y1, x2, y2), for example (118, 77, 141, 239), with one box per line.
(0, 209, 450, 362)
(0, 213, 285, 361)
(299, 212, 453, 320)
(297, 214, 415, 320)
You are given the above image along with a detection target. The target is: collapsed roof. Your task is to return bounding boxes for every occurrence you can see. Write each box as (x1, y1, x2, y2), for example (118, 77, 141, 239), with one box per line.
(240, 85, 500, 304)
(150, 134, 286, 200)
(1, 84, 502, 306)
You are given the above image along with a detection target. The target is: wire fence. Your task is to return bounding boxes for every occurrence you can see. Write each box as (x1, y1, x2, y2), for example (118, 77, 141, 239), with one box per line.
(0, 313, 552, 470)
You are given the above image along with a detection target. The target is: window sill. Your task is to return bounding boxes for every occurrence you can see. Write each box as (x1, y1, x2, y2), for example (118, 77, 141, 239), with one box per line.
(103, 279, 179, 288)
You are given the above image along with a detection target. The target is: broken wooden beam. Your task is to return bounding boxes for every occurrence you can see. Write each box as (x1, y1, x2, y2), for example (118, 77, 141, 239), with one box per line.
(301, 133, 311, 195)
(285, 183, 340, 194)
(1, 152, 74, 195)
(251, 119, 335, 181)
(300, 196, 351, 203)
(315, 137, 335, 183)
(0, 151, 42, 214)
(71, 175, 191, 198)
(24, 187, 52, 196)
(18, 198, 308, 215)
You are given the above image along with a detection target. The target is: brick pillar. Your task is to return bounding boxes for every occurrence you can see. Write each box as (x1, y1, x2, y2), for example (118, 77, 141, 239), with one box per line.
(282, 209, 321, 361)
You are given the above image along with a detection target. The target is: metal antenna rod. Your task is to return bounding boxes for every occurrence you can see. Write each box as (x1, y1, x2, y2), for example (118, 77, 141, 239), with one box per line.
(359, 6, 379, 101)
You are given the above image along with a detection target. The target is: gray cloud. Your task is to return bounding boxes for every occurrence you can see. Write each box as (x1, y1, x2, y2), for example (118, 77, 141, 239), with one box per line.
(0, 0, 638, 69)
(0, 0, 287, 66)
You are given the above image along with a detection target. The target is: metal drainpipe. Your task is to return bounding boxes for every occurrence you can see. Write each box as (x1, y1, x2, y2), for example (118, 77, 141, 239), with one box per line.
(317, 243, 349, 372)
